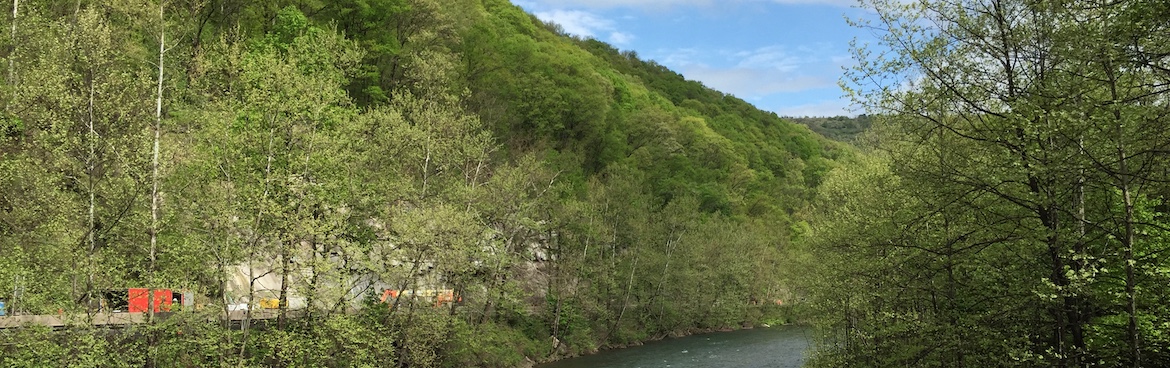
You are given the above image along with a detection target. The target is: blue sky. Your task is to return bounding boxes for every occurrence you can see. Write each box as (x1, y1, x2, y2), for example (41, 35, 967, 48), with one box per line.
(514, 0, 876, 117)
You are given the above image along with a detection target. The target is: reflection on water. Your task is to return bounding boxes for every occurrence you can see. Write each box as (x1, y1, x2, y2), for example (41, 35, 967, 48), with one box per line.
(536, 326, 812, 368)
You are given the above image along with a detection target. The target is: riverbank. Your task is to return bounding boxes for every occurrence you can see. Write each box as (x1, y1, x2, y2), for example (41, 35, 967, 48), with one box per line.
(534, 324, 813, 368)
(529, 305, 801, 366)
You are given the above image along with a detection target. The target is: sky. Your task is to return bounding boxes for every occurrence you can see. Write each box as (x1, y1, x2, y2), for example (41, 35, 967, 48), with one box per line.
(514, 0, 877, 117)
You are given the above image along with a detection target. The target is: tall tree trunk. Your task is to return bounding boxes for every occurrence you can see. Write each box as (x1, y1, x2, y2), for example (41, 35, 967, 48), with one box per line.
(1105, 56, 1140, 368)
(237, 263, 255, 362)
(604, 254, 638, 343)
(421, 134, 432, 198)
(306, 239, 319, 323)
(652, 232, 681, 326)
(145, 7, 166, 368)
(239, 125, 277, 360)
(86, 67, 96, 311)
(278, 244, 289, 330)
(476, 249, 507, 326)
(548, 230, 562, 353)
(297, 116, 318, 323)
(148, 0, 165, 326)
(1070, 135, 1088, 367)
(1043, 207, 1067, 368)
(1121, 181, 1138, 368)
(397, 273, 424, 368)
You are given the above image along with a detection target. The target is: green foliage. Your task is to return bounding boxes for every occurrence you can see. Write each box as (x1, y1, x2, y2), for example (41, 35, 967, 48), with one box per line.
(0, 0, 842, 365)
(445, 319, 548, 367)
(789, 0, 1170, 366)
(788, 115, 872, 142)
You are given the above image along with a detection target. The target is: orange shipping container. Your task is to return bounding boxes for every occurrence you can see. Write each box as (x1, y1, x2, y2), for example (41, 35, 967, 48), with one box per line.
(128, 288, 173, 313)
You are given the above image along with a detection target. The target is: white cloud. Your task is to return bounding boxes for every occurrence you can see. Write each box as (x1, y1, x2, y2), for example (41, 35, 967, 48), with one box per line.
(533, 9, 638, 46)
(655, 48, 701, 65)
(733, 46, 803, 72)
(533, 10, 615, 38)
(651, 45, 853, 116)
(527, 0, 856, 9)
(650, 45, 839, 97)
(531, 0, 714, 9)
(609, 31, 635, 45)
(682, 65, 833, 95)
(522, 1, 860, 117)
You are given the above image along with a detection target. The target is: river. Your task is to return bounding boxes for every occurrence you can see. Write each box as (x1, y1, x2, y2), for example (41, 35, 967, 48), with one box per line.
(536, 326, 812, 368)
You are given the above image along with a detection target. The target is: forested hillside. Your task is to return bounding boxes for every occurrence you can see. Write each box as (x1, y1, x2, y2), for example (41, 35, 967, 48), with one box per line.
(0, 0, 840, 366)
(787, 115, 872, 143)
(791, 0, 1170, 367)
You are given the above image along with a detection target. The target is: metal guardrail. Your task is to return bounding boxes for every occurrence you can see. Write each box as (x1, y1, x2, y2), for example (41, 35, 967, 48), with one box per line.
(0, 309, 293, 329)
(0, 312, 145, 329)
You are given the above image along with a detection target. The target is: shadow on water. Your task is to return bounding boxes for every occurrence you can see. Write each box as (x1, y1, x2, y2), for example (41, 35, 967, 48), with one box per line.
(537, 326, 812, 368)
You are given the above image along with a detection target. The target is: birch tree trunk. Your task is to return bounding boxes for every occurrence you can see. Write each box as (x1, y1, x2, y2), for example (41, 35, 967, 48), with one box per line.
(148, 0, 165, 326)
(86, 61, 96, 311)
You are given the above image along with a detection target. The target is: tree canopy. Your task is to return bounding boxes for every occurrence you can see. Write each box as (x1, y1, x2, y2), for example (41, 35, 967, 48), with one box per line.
(790, 0, 1170, 367)
(0, 0, 834, 366)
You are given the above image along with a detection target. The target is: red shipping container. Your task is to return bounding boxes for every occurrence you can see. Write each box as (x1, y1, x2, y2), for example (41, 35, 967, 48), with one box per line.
(128, 288, 173, 313)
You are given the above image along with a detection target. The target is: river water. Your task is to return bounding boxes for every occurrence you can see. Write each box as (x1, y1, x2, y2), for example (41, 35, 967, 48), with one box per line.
(536, 326, 813, 368)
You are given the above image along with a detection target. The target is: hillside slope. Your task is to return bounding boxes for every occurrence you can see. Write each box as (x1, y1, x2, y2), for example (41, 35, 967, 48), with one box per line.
(0, 0, 843, 366)
(788, 115, 873, 142)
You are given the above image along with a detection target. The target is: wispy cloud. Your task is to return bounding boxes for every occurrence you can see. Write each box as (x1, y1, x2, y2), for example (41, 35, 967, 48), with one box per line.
(532, 9, 635, 45)
(524, 1, 862, 117)
(528, 0, 857, 9)
(652, 45, 843, 97)
(683, 66, 832, 95)
(657, 48, 701, 65)
(733, 46, 804, 72)
(609, 31, 636, 45)
(533, 10, 612, 38)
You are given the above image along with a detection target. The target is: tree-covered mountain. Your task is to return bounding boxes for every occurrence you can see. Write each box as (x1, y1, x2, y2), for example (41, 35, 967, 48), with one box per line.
(0, 0, 842, 366)
(787, 115, 872, 143)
